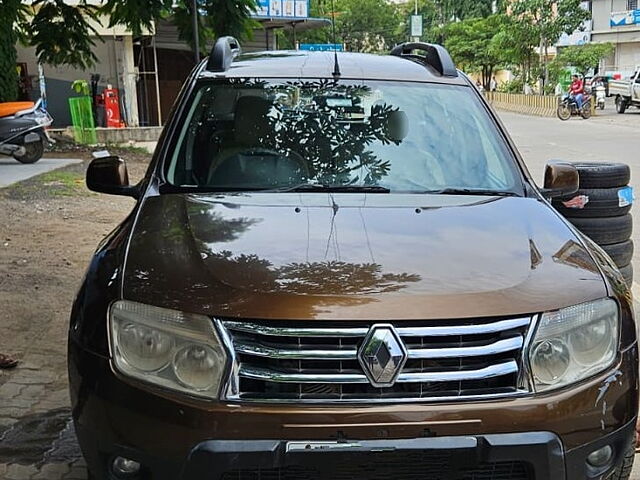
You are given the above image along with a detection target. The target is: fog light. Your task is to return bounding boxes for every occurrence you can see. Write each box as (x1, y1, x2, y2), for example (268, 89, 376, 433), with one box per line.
(112, 456, 141, 477)
(587, 445, 613, 467)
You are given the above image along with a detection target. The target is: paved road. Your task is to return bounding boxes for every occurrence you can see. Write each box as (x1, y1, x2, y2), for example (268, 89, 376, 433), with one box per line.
(0, 158, 82, 188)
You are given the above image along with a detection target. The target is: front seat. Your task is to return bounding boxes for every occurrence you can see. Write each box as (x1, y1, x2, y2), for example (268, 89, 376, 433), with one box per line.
(207, 95, 307, 187)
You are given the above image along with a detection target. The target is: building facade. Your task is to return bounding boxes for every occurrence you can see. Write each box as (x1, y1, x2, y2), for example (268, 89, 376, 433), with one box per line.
(592, 0, 640, 76)
(15, 0, 327, 128)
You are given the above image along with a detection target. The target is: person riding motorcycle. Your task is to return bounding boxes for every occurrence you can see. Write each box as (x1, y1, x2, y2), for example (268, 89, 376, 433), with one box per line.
(568, 74, 585, 109)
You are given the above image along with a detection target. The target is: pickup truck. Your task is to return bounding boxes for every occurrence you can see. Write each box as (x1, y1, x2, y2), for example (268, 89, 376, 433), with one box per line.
(609, 70, 640, 113)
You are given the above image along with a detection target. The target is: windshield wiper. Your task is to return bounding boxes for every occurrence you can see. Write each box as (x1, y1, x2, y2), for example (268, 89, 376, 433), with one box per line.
(273, 183, 390, 193)
(425, 188, 518, 197)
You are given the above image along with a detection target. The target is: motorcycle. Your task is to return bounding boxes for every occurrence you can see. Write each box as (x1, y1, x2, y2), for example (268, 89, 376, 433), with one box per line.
(557, 93, 592, 121)
(0, 99, 53, 164)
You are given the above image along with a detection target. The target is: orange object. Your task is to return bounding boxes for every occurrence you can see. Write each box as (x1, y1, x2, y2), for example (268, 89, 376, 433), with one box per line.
(0, 101, 34, 118)
(103, 86, 122, 128)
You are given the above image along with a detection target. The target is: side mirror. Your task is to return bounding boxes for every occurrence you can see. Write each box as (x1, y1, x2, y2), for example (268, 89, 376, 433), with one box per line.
(86, 156, 138, 197)
(540, 161, 579, 198)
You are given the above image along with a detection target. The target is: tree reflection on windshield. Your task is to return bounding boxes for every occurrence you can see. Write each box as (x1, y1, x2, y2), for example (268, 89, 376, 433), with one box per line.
(168, 78, 519, 194)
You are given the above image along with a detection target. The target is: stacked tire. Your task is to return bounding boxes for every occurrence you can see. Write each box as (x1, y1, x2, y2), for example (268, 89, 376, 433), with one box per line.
(552, 162, 634, 286)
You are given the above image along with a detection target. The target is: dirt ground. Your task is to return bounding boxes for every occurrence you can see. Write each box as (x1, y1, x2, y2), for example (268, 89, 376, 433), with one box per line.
(0, 147, 149, 384)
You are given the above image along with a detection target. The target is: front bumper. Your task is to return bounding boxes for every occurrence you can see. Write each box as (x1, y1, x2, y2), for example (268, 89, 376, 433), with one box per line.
(69, 340, 638, 480)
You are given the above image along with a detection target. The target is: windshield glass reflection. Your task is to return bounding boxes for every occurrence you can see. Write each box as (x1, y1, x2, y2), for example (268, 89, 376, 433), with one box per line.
(166, 79, 519, 194)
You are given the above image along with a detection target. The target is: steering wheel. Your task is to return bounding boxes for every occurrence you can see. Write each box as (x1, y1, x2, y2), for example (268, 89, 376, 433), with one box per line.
(208, 147, 309, 185)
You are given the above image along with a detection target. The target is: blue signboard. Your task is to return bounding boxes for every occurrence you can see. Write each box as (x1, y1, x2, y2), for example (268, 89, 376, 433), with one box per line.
(253, 0, 309, 18)
(610, 9, 640, 26)
(299, 44, 344, 52)
(256, 0, 269, 16)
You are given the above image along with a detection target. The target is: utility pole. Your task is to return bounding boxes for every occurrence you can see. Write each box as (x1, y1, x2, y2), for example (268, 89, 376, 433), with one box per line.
(192, 0, 200, 64)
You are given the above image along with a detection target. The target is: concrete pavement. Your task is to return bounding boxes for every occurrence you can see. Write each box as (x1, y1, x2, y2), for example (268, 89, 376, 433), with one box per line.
(0, 158, 82, 188)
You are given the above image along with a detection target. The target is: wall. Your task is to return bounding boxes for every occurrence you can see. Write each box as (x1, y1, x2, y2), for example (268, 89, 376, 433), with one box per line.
(591, 0, 640, 74)
(16, 36, 139, 128)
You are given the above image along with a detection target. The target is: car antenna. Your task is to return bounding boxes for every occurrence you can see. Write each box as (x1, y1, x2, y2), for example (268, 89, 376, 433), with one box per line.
(330, 0, 341, 79)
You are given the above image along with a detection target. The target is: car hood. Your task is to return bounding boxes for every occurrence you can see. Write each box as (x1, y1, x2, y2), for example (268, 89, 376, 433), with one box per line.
(123, 193, 607, 320)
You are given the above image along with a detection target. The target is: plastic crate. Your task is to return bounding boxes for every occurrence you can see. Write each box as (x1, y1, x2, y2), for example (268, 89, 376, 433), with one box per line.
(68, 96, 97, 144)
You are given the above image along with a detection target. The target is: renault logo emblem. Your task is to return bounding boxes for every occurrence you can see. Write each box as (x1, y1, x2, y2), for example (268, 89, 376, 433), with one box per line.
(358, 325, 407, 387)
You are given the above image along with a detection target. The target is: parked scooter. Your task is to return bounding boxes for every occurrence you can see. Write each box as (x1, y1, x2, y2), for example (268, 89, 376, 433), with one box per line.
(594, 84, 606, 110)
(591, 77, 607, 110)
(0, 99, 53, 164)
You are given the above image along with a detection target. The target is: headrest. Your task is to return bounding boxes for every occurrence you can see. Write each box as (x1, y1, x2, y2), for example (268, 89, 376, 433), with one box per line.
(385, 110, 409, 142)
(233, 96, 272, 144)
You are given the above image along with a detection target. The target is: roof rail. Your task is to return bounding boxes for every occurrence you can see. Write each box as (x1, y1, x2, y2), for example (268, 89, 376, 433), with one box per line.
(206, 36, 242, 72)
(390, 42, 457, 77)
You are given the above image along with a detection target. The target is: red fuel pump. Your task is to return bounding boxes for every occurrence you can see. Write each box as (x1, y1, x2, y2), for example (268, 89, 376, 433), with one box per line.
(102, 85, 122, 128)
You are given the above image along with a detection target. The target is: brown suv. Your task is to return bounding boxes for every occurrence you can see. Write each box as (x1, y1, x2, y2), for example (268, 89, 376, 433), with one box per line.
(69, 38, 638, 480)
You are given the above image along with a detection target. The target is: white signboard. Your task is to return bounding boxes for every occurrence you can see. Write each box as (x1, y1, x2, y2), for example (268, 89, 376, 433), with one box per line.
(269, 0, 282, 16)
(255, 0, 309, 18)
(410, 15, 423, 38)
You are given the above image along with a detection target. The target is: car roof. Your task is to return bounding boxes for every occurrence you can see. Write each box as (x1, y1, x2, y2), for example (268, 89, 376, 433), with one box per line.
(198, 50, 469, 85)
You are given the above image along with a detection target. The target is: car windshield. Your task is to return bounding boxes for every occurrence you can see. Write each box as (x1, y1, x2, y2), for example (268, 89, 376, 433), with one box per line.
(165, 79, 521, 194)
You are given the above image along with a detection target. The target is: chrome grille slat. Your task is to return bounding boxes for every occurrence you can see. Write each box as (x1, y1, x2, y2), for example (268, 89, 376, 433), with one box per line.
(239, 360, 518, 384)
(396, 317, 531, 336)
(220, 316, 533, 403)
(224, 321, 368, 337)
(224, 317, 530, 338)
(407, 336, 523, 360)
(234, 339, 358, 360)
(240, 366, 370, 384)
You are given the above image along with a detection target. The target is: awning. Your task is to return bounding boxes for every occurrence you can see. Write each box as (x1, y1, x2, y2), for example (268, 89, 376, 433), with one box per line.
(252, 16, 331, 32)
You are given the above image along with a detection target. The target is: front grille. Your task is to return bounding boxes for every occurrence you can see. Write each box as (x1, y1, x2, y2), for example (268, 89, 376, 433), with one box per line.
(221, 456, 531, 480)
(220, 316, 533, 402)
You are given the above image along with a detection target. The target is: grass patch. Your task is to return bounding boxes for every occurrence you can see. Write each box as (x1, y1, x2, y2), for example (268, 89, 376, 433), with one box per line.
(1, 164, 91, 200)
(38, 170, 87, 196)
(106, 143, 150, 155)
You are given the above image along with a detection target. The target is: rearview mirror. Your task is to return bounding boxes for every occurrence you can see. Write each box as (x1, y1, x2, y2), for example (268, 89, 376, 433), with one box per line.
(540, 161, 579, 198)
(86, 156, 138, 197)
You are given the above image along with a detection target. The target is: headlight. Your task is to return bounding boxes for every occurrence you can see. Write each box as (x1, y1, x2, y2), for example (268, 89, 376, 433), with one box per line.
(529, 298, 618, 392)
(109, 300, 228, 399)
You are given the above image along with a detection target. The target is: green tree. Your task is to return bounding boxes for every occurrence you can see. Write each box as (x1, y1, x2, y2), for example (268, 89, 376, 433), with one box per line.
(434, 0, 494, 23)
(554, 42, 615, 77)
(0, 0, 23, 102)
(492, 15, 539, 90)
(443, 14, 507, 89)
(396, 0, 438, 42)
(509, 0, 590, 90)
(336, 0, 402, 52)
(0, 0, 256, 103)
(289, 0, 402, 53)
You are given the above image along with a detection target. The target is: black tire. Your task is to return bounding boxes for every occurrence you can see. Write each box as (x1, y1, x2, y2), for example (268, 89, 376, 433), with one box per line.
(552, 187, 632, 218)
(13, 138, 44, 164)
(619, 263, 633, 287)
(616, 95, 627, 114)
(610, 442, 635, 480)
(602, 240, 634, 267)
(556, 103, 571, 121)
(580, 100, 592, 119)
(570, 162, 631, 189)
(569, 214, 633, 245)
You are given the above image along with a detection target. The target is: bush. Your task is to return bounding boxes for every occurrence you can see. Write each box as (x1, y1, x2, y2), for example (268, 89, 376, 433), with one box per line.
(498, 78, 524, 93)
